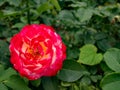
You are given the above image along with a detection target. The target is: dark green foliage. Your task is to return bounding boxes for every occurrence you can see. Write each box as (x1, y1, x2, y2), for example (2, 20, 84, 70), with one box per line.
(0, 0, 120, 90)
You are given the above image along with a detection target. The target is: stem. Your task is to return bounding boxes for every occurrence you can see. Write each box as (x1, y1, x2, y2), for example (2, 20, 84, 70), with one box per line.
(26, 0, 31, 24)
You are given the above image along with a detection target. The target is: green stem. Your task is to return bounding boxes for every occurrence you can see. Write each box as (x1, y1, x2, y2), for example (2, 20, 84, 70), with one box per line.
(26, 0, 31, 24)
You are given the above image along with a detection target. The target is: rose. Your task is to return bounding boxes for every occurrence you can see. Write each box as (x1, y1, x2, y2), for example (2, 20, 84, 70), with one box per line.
(9, 24, 66, 80)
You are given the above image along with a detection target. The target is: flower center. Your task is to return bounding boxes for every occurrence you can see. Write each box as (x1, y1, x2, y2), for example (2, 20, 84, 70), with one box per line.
(28, 47, 40, 57)
(21, 42, 49, 60)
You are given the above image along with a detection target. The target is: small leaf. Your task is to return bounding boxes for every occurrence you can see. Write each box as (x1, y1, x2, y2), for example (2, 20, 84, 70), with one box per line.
(76, 8, 93, 22)
(0, 11, 4, 18)
(58, 69, 83, 82)
(42, 77, 59, 90)
(94, 32, 107, 41)
(70, 1, 87, 8)
(73, 84, 79, 90)
(0, 40, 9, 55)
(3, 10, 21, 17)
(6, 0, 21, 6)
(104, 48, 120, 72)
(4, 75, 31, 90)
(81, 76, 91, 85)
(12, 23, 25, 29)
(57, 10, 75, 21)
(97, 39, 111, 52)
(57, 60, 86, 82)
(50, 0, 61, 11)
(78, 44, 103, 65)
(90, 75, 102, 82)
(30, 79, 41, 87)
(0, 67, 17, 82)
(84, 31, 95, 44)
(100, 62, 113, 75)
(81, 8, 93, 22)
(37, 2, 53, 14)
(100, 73, 120, 90)
(0, 83, 8, 90)
(61, 82, 71, 87)
(0, 64, 4, 72)
(79, 83, 89, 90)
(0, 0, 6, 6)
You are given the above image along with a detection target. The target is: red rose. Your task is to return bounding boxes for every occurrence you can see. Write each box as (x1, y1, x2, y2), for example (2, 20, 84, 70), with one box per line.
(9, 24, 66, 80)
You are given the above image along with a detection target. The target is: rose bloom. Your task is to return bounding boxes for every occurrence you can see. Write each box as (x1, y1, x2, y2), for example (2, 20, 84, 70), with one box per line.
(9, 24, 66, 80)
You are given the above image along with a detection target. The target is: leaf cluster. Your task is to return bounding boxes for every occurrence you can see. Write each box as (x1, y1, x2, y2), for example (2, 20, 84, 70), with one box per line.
(1, 0, 120, 90)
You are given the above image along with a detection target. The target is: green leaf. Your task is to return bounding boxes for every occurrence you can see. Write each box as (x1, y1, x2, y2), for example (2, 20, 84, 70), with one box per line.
(37, 2, 53, 14)
(42, 77, 59, 90)
(100, 73, 120, 90)
(81, 8, 93, 22)
(12, 23, 25, 29)
(2, 10, 21, 17)
(50, 0, 61, 11)
(95, 32, 107, 41)
(104, 48, 120, 72)
(57, 10, 75, 21)
(61, 82, 71, 87)
(80, 76, 91, 85)
(76, 8, 93, 22)
(93, 8, 103, 17)
(78, 44, 103, 65)
(0, 10, 4, 18)
(100, 62, 113, 75)
(4, 75, 31, 90)
(97, 39, 111, 52)
(100, 9, 111, 17)
(79, 83, 89, 90)
(0, 0, 6, 6)
(57, 60, 87, 82)
(70, 1, 87, 8)
(90, 75, 102, 82)
(84, 31, 95, 44)
(72, 84, 79, 90)
(0, 40, 9, 55)
(0, 64, 4, 72)
(0, 83, 8, 90)
(0, 67, 17, 82)
(30, 79, 41, 87)
(6, 0, 21, 6)
(58, 69, 83, 82)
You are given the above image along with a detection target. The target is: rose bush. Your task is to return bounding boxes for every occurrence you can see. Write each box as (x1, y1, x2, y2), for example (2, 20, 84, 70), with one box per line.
(9, 24, 66, 80)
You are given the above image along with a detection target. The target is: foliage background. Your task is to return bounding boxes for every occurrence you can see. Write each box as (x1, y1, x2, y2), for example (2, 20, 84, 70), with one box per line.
(1, 0, 120, 90)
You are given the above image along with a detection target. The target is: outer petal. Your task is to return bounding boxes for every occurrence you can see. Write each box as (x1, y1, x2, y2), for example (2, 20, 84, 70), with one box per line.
(9, 34, 23, 70)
